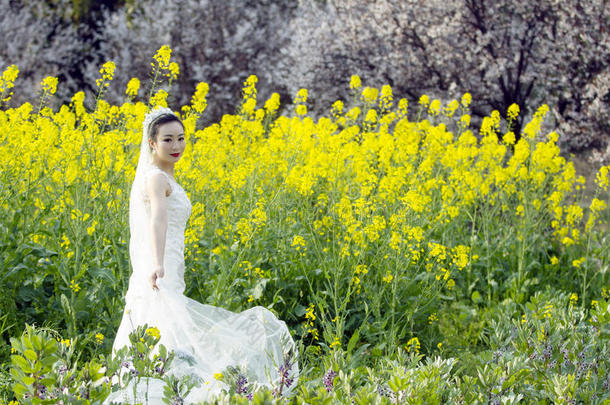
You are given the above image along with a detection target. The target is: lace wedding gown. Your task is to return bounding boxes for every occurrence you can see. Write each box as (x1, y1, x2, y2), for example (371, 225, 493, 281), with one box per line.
(105, 166, 297, 404)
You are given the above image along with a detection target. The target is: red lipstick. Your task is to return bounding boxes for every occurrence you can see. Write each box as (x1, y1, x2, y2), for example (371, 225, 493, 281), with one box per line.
(171, 153, 180, 157)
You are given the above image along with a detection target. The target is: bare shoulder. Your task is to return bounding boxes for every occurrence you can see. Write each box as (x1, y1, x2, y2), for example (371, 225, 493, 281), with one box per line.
(146, 171, 172, 198)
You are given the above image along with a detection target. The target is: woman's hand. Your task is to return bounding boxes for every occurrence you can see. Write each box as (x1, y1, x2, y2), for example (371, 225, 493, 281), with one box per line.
(150, 266, 165, 290)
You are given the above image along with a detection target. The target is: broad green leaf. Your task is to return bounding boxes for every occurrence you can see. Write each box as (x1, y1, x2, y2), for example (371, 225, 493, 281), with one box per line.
(11, 354, 29, 370)
(23, 349, 37, 362)
(347, 328, 359, 354)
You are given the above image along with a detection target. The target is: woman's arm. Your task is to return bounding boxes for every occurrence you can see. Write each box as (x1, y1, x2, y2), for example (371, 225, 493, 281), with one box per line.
(146, 173, 170, 290)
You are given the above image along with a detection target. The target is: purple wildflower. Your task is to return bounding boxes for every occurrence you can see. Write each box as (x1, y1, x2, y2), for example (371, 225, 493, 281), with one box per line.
(323, 369, 337, 392)
(273, 358, 295, 398)
(236, 374, 249, 395)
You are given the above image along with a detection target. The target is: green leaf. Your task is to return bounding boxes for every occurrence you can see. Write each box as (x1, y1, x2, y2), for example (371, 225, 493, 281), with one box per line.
(252, 279, 267, 299)
(40, 355, 59, 369)
(294, 304, 306, 317)
(9, 337, 22, 352)
(11, 354, 29, 371)
(23, 349, 37, 362)
(471, 290, 481, 304)
(60, 293, 73, 318)
(388, 375, 400, 392)
(21, 376, 35, 386)
(89, 266, 117, 284)
(21, 334, 33, 350)
(12, 382, 29, 397)
(136, 342, 147, 354)
(3, 263, 28, 282)
(43, 340, 58, 355)
(40, 377, 55, 387)
(31, 334, 43, 351)
(347, 328, 360, 354)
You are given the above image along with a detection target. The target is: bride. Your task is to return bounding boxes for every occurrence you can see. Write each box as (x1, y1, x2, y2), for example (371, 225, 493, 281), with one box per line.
(104, 107, 298, 404)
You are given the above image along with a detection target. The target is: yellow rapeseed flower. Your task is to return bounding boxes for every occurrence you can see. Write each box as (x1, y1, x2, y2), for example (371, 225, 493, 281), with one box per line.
(153, 45, 172, 69)
(346, 106, 361, 120)
(264, 92, 280, 114)
(572, 257, 585, 268)
(125, 78, 140, 98)
(444, 99, 459, 117)
(460, 114, 471, 127)
(168, 62, 180, 80)
(330, 336, 341, 349)
(294, 88, 308, 104)
(361, 86, 378, 103)
(87, 220, 98, 236)
(242, 98, 256, 116)
(41, 76, 58, 95)
(96, 61, 116, 88)
(503, 131, 516, 145)
(516, 205, 525, 217)
(0, 64, 19, 102)
(145, 326, 161, 339)
(1, 64, 19, 86)
(507, 103, 520, 121)
(380, 84, 393, 109)
(397, 98, 408, 117)
(150, 89, 169, 107)
(542, 304, 553, 319)
(364, 109, 377, 123)
(405, 337, 420, 354)
(428, 99, 441, 115)
(291, 235, 306, 251)
(595, 165, 609, 191)
(100, 61, 116, 81)
(70, 280, 81, 293)
(461, 93, 472, 107)
(569, 293, 578, 306)
(418, 94, 429, 107)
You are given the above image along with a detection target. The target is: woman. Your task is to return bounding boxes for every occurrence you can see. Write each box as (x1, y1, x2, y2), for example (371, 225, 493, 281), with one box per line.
(105, 107, 297, 404)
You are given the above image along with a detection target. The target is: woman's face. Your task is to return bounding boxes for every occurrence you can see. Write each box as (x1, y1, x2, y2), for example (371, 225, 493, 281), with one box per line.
(149, 121, 185, 165)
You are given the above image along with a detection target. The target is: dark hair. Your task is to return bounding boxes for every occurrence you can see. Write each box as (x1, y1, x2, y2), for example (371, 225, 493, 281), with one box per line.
(148, 114, 184, 142)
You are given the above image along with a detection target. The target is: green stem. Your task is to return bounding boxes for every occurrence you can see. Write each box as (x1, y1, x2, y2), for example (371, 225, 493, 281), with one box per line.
(484, 215, 492, 306)
(516, 207, 527, 301)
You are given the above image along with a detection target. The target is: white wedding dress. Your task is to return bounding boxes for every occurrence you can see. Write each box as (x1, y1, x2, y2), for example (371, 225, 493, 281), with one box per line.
(104, 166, 297, 404)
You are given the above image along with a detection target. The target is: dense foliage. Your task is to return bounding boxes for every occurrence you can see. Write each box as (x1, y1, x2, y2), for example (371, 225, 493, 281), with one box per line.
(0, 48, 608, 403)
